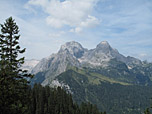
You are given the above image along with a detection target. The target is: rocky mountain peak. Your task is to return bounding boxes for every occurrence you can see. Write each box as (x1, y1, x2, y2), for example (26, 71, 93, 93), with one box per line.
(100, 41, 109, 45)
(59, 41, 87, 58)
(59, 41, 83, 51)
(97, 41, 110, 47)
(96, 41, 112, 51)
(94, 41, 116, 55)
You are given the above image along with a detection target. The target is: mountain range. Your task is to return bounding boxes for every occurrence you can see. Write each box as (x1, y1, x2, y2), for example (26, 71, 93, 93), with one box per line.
(26, 41, 152, 114)
(29, 41, 151, 86)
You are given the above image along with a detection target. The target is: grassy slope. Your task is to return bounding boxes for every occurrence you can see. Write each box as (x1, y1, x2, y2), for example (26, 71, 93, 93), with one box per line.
(67, 67, 131, 85)
(55, 67, 152, 114)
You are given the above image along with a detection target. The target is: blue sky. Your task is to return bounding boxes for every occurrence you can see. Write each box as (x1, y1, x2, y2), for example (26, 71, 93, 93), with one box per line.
(0, 0, 152, 61)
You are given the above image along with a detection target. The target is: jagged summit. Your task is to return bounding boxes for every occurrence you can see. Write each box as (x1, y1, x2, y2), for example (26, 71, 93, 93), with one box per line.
(96, 41, 111, 49)
(59, 41, 83, 50)
(95, 41, 114, 53)
(100, 41, 109, 44)
(59, 41, 87, 58)
(79, 41, 126, 66)
(97, 41, 110, 47)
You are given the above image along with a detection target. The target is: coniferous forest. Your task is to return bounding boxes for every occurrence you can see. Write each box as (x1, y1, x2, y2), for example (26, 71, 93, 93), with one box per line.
(28, 84, 105, 114)
(0, 17, 105, 114)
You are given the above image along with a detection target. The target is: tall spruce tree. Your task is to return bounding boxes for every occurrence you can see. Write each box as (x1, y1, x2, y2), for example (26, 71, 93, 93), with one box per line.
(0, 17, 32, 114)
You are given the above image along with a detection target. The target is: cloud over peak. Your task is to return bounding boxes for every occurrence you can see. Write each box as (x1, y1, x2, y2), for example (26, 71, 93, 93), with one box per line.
(27, 0, 100, 32)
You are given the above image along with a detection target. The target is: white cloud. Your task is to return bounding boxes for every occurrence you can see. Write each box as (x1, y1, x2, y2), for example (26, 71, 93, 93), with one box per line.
(70, 27, 82, 33)
(26, 0, 100, 32)
(70, 15, 100, 33)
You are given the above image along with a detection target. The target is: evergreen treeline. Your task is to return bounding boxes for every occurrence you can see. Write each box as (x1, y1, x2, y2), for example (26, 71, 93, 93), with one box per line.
(0, 17, 32, 114)
(28, 84, 105, 114)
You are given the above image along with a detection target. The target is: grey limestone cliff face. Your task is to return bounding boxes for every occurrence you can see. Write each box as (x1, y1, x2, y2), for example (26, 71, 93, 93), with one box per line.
(32, 41, 85, 74)
(32, 41, 83, 85)
(126, 56, 142, 66)
(79, 41, 141, 67)
(58, 41, 88, 58)
(44, 49, 80, 79)
(80, 41, 118, 65)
